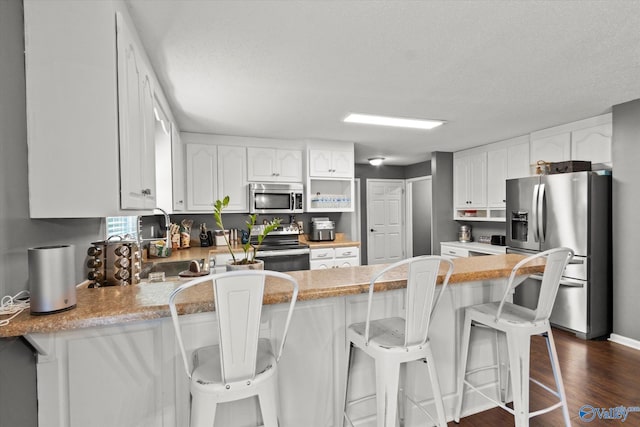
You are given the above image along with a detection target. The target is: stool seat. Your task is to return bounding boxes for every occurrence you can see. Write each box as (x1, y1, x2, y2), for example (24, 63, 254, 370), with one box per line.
(191, 339, 274, 390)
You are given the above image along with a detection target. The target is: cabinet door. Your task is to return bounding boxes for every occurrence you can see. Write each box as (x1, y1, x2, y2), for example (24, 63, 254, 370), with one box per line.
(453, 156, 470, 208)
(530, 132, 570, 163)
(140, 74, 157, 209)
(117, 16, 146, 209)
(186, 144, 217, 211)
(487, 148, 507, 207)
(309, 149, 333, 177)
(330, 150, 354, 178)
(310, 259, 335, 270)
(217, 145, 248, 212)
(171, 126, 185, 211)
(467, 152, 487, 207)
(277, 149, 303, 182)
(247, 148, 277, 181)
(571, 123, 612, 165)
(507, 139, 531, 179)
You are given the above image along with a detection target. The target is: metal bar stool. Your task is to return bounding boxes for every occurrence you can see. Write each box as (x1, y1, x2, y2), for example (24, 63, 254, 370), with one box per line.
(454, 247, 574, 427)
(342, 256, 454, 427)
(169, 270, 299, 427)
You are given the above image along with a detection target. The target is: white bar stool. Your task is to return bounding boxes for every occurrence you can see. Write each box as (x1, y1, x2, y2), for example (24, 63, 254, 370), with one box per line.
(169, 270, 299, 427)
(454, 247, 574, 427)
(342, 256, 454, 427)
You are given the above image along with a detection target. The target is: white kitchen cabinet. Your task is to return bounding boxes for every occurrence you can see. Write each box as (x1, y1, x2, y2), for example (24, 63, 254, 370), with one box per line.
(217, 145, 248, 212)
(24, 1, 167, 217)
(171, 125, 186, 211)
(308, 149, 354, 178)
(571, 122, 612, 165)
(185, 144, 248, 213)
(186, 144, 217, 211)
(486, 136, 530, 208)
(309, 246, 360, 269)
(247, 148, 302, 182)
(453, 152, 487, 208)
(530, 113, 612, 167)
(334, 246, 360, 267)
(530, 132, 571, 164)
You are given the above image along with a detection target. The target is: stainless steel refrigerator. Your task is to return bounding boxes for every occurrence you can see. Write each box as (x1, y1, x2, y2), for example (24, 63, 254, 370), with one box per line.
(506, 171, 611, 339)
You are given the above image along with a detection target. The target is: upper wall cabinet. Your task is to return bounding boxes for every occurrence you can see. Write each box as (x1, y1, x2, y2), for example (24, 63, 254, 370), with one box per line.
(116, 14, 156, 210)
(305, 141, 355, 212)
(308, 149, 354, 178)
(453, 136, 529, 221)
(486, 136, 530, 208)
(530, 113, 612, 168)
(24, 1, 172, 217)
(247, 148, 302, 182)
(453, 151, 487, 209)
(182, 134, 249, 213)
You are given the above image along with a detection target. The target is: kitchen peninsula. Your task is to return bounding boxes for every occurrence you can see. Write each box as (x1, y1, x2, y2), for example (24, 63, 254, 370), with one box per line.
(1, 255, 544, 427)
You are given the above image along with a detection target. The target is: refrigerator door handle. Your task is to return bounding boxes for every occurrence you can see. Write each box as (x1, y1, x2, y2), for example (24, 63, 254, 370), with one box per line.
(538, 183, 546, 243)
(532, 184, 540, 242)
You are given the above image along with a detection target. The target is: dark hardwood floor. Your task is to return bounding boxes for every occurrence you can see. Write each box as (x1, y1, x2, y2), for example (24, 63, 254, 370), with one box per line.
(451, 328, 640, 426)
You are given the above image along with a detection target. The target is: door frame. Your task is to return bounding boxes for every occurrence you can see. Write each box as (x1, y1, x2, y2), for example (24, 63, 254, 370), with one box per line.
(366, 179, 406, 265)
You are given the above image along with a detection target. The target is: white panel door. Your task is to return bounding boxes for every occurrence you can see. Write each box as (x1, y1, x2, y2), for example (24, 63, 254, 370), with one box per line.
(487, 148, 507, 207)
(367, 180, 405, 265)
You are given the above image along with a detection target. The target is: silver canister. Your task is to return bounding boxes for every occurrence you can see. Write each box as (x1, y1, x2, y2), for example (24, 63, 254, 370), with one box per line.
(28, 245, 77, 314)
(458, 225, 472, 243)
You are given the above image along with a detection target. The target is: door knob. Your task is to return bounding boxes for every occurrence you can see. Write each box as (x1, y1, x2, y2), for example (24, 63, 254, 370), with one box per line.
(370, 228, 377, 232)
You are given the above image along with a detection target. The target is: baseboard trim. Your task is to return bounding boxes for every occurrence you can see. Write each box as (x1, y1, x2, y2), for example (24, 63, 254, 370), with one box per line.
(609, 334, 640, 351)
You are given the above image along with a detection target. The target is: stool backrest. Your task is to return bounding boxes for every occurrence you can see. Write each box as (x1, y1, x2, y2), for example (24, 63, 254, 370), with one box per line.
(498, 247, 574, 322)
(169, 270, 299, 383)
(365, 256, 454, 347)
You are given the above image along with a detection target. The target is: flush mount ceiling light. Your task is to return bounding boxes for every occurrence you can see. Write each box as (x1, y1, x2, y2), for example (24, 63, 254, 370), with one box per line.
(344, 113, 445, 130)
(368, 157, 385, 166)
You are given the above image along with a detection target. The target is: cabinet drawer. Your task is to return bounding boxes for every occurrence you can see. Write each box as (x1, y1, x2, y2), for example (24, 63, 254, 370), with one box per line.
(335, 246, 359, 259)
(310, 248, 335, 260)
(310, 259, 335, 270)
(440, 245, 469, 258)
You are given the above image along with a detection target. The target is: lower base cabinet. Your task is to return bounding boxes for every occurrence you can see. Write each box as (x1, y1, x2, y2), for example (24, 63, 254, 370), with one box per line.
(310, 246, 360, 269)
(26, 278, 512, 427)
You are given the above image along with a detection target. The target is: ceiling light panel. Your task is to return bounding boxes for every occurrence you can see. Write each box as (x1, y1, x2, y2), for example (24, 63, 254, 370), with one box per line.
(344, 113, 445, 130)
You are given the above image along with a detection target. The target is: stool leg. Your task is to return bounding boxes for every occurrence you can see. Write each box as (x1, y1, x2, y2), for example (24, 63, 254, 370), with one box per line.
(375, 358, 401, 427)
(190, 390, 217, 427)
(424, 349, 447, 427)
(343, 342, 355, 426)
(454, 311, 473, 422)
(544, 330, 571, 427)
(505, 331, 531, 427)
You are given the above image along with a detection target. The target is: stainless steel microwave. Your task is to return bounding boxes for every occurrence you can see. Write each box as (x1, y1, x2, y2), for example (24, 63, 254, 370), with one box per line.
(249, 183, 304, 214)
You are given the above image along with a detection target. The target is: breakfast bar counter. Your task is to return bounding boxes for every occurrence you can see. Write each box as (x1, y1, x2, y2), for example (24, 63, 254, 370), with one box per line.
(3, 254, 544, 427)
(0, 254, 541, 338)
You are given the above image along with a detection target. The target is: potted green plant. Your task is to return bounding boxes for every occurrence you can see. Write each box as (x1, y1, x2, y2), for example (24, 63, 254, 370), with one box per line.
(214, 196, 281, 270)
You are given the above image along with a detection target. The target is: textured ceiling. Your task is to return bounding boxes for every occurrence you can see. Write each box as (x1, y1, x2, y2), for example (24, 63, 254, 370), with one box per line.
(126, 0, 640, 165)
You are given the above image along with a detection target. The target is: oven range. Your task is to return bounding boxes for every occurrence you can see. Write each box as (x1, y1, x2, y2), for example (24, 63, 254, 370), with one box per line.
(253, 225, 310, 272)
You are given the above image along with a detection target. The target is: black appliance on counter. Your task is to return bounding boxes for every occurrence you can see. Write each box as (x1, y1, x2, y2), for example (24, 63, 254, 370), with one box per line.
(253, 225, 310, 272)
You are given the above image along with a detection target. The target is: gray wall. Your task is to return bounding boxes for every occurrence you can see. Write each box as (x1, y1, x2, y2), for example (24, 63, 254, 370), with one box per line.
(430, 152, 458, 254)
(612, 99, 640, 341)
(0, 2, 102, 426)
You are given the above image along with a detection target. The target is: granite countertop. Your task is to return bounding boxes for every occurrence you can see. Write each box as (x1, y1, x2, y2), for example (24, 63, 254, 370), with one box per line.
(299, 233, 360, 249)
(0, 254, 543, 338)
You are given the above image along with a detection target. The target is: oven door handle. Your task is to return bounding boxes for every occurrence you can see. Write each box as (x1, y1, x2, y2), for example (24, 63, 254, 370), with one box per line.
(256, 249, 310, 257)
